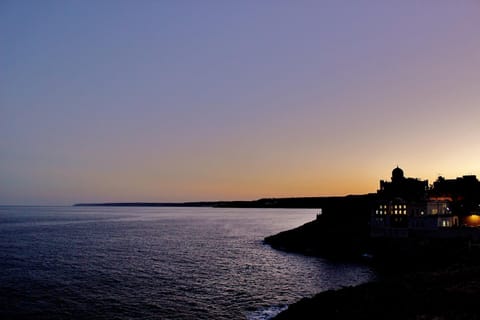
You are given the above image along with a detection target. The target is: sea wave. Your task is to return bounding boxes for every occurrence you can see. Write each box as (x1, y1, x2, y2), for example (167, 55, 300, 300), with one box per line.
(246, 305, 288, 320)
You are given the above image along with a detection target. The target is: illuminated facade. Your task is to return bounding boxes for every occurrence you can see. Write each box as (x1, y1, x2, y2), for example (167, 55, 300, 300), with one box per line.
(431, 175, 480, 219)
(371, 167, 459, 238)
(464, 214, 480, 227)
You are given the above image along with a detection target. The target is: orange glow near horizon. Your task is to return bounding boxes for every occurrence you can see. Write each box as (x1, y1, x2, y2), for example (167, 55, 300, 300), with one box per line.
(1, 2, 480, 205)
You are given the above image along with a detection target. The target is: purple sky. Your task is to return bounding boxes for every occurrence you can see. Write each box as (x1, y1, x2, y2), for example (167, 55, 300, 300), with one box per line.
(1, 1, 480, 205)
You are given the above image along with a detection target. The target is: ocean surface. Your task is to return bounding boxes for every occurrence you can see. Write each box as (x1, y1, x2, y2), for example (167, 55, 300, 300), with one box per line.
(0, 206, 375, 319)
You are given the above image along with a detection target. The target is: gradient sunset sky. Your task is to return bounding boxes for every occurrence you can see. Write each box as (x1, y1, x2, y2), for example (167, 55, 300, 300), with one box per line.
(1, 1, 480, 205)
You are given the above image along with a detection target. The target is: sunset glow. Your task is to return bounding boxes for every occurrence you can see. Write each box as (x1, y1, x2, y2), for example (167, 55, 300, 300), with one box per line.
(1, 1, 480, 204)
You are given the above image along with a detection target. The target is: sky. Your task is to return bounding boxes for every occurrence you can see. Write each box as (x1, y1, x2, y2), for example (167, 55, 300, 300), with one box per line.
(1, 1, 480, 205)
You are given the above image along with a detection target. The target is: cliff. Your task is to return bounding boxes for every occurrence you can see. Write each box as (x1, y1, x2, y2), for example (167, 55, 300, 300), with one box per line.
(264, 193, 480, 319)
(264, 194, 376, 258)
(274, 260, 480, 320)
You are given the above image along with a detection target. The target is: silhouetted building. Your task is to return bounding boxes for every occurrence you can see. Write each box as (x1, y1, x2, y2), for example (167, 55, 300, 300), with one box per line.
(430, 175, 480, 221)
(371, 167, 460, 238)
(378, 166, 428, 202)
(432, 175, 480, 200)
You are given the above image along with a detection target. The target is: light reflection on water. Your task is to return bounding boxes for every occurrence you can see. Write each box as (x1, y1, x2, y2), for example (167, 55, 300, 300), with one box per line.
(0, 206, 375, 319)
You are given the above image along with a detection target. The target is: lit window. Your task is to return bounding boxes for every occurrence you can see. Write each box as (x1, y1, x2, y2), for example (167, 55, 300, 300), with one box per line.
(403, 205, 406, 209)
(403, 210, 406, 215)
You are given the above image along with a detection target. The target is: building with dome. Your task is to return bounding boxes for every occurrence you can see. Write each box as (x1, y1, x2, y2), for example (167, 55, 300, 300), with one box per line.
(378, 166, 428, 201)
(371, 167, 459, 238)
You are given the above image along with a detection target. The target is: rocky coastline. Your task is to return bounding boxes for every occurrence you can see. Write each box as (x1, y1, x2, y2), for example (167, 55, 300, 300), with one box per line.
(264, 168, 480, 319)
(265, 214, 480, 319)
(272, 260, 480, 319)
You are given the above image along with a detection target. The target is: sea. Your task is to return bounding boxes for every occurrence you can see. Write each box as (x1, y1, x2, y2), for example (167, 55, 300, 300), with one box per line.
(0, 206, 375, 320)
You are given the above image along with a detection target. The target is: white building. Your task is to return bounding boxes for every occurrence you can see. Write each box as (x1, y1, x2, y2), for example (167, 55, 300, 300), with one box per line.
(371, 199, 459, 238)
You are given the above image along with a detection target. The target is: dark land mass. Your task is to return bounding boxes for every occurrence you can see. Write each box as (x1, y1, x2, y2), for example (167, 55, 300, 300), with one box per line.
(263, 194, 480, 319)
(274, 258, 480, 320)
(264, 193, 377, 258)
(267, 217, 480, 320)
(73, 194, 375, 209)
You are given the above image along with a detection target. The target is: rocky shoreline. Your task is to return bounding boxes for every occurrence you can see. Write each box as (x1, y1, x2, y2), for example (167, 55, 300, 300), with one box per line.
(265, 218, 480, 319)
(264, 168, 480, 319)
(272, 260, 480, 319)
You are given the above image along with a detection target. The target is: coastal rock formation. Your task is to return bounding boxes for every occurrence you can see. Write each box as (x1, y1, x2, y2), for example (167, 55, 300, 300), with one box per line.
(264, 194, 375, 258)
(274, 261, 480, 320)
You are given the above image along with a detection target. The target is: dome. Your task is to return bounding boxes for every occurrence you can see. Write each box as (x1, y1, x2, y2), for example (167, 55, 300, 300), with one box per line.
(392, 166, 404, 181)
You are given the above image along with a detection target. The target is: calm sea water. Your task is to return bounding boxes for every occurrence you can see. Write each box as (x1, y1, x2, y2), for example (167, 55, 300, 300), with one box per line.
(0, 206, 375, 319)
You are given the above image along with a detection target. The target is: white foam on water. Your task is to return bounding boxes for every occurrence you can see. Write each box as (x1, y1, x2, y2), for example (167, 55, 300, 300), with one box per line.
(246, 304, 288, 320)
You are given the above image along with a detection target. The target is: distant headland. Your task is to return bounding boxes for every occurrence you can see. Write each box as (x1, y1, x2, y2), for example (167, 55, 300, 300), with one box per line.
(73, 195, 372, 209)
